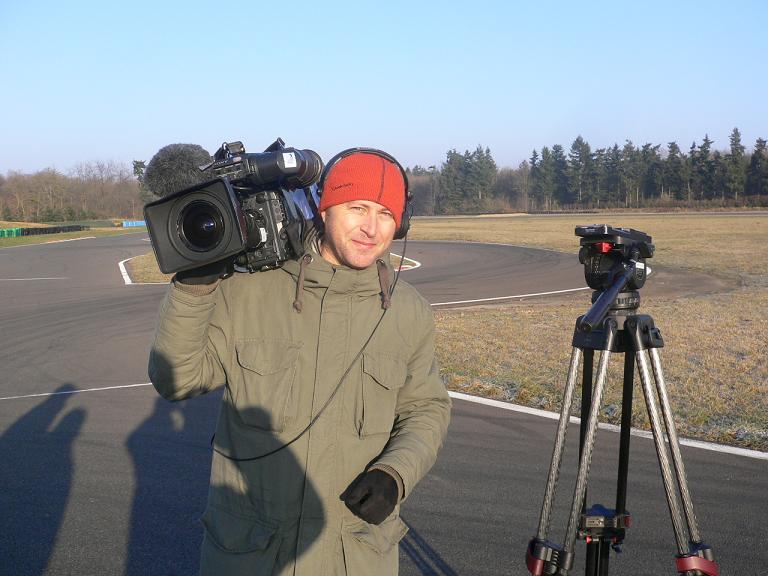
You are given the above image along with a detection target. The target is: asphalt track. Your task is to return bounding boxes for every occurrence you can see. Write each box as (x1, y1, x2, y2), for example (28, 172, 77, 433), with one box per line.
(0, 233, 764, 576)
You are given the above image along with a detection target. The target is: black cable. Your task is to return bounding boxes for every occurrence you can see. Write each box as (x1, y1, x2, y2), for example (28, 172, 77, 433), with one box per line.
(211, 233, 410, 462)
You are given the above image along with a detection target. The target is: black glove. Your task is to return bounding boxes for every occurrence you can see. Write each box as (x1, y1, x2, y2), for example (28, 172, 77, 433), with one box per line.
(342, 469, 399, 525)
(174, 259, 232, 285)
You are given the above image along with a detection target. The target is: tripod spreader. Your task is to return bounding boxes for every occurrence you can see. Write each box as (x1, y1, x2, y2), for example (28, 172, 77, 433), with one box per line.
(578, 504, 631, 546)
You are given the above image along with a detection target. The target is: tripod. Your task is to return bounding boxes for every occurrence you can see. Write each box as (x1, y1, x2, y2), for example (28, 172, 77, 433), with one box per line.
(525, 288, 719, 576)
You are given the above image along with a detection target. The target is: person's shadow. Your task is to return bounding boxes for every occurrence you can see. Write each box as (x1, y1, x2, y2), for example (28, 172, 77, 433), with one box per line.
(125, 391, 220, 576)
(0, 383, 86, 576)
(127, 358, 322, 575)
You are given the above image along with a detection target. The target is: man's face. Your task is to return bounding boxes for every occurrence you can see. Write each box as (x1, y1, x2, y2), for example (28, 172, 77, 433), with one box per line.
(320, 200, 397, 269)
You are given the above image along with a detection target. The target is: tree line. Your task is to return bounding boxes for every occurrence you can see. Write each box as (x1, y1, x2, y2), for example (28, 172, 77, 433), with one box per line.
(408, 128, 768, 215)
(2, 128, 767, 223)
(0, 161, 145, 222)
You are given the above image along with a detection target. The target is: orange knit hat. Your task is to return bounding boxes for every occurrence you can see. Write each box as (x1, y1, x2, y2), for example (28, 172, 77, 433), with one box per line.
(319, 151, 406, 228)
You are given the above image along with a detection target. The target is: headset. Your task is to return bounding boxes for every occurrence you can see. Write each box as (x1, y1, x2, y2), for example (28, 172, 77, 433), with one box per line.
(318, 147, 413, 240)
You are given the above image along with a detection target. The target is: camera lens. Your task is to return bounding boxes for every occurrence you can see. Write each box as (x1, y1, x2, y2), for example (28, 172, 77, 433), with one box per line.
(179, 201, 225, 252)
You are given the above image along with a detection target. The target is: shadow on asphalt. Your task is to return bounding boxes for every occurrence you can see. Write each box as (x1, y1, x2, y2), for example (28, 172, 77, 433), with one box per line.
(400, 517, 459, 576)
(125, 388, 322, 575)
(0, 383, 85, 576)
(125, 393, 219, 576)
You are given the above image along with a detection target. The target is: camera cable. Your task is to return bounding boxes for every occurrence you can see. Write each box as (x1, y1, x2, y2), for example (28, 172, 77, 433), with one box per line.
(211, 234, 409, 462)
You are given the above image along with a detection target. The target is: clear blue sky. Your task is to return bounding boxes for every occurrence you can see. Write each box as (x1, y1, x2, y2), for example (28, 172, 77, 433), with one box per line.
(1, 0, 766, 175)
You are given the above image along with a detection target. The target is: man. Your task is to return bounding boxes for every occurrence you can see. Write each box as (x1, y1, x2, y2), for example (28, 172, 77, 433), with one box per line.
(148, 148, 451, 575)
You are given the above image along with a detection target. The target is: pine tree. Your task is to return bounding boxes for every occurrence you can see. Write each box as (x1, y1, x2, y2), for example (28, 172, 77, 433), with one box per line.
(437, 149, 465, 213)
(725, 128, 746, 201)
(551, 145, 570, 205)
(567, 136, 592, 204)
(605, 145, 622, 205)
(538, 147, 555, 210)
(620, 141, 640, 206)
(746, 138, 768, 200)
(698, 135, 715, 199)
(639, 143, 663, 201)
(665, 142, 686, 200)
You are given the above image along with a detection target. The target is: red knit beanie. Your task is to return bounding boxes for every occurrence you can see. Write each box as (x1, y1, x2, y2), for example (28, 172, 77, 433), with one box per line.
(320, 151, 405, 228)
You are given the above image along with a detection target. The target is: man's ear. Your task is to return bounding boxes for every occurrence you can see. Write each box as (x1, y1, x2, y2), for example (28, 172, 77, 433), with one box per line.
(320, 210, 327, 223)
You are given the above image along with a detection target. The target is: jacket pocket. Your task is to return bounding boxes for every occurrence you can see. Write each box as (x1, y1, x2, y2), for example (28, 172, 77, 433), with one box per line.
(360, 352, 407, 437)
(201, 506, 277, 554)
(234, 338, 302, 432)
(200, 507, 281, 574)
(341, 514, 408, 573)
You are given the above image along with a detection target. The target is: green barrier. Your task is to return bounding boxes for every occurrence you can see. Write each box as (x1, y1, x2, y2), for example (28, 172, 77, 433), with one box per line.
(0, 228, 22, 238)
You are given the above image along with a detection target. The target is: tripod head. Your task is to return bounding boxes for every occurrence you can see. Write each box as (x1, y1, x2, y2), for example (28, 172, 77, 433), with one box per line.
(576, 225, 654, 332)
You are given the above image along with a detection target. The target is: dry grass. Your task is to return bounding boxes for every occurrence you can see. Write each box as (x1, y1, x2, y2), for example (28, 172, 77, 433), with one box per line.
(436, 289, 768, 450)
(125, 252, 173, 283)
(0, 227, 139, 248)
(0, 220, 53, 228)
(418, 212, 768, 451)
(411, 213, 768, 285)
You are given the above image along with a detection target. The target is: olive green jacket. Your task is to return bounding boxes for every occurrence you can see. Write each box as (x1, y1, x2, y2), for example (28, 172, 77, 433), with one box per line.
(148, 252, 451, 576)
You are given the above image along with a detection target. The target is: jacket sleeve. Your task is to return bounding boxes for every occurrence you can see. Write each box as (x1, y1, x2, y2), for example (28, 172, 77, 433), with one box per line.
(372, 304, 451, 500)
(148, 280, 231, 401)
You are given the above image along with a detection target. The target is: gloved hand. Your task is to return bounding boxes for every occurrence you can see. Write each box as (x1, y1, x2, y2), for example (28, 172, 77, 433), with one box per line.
(174, 259, 232, 285)
(342, 469, 399, 525)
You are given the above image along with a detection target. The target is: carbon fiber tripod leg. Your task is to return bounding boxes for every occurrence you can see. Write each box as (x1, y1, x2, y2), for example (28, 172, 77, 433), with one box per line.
(629, 320, 719, 575)
(535, 347, 582, 540)
(648, 348, 701, 541)
(563, 320, 617, 552)
(527, 348, 584, 576)
(648, 347, 718, 575)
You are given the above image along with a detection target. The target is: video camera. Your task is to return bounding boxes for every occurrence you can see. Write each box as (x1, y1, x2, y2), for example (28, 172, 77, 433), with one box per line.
(575, 225, 654, 332)
(144, 138, 323, 275)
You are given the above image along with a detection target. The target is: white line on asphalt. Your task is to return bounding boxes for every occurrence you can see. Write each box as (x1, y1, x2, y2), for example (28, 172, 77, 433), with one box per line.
(117, 251, 421, 286)
(432, 286, 590, 306)
(2, 384, 760, 460)
(118, 257, 133, 284)
(0, 382, 154, 401)
(449, 391, 768, 461)
(45, 236, 96, 244)
(0, 277, 69, 281)
(392, 253, 421, 271)
(118, 257, 167, 286)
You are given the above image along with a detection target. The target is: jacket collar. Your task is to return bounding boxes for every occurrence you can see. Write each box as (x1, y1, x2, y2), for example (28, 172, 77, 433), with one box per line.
(281, 230, 396, 310)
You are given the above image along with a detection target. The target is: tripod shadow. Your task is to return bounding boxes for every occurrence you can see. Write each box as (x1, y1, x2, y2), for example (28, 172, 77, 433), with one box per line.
(0, 383, 86, 576)
(399, 517, 458, 576)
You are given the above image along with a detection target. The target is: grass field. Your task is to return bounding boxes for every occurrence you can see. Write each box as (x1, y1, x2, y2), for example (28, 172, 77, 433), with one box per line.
(0, 222, 142, 248)
(415, 213, 768, 450)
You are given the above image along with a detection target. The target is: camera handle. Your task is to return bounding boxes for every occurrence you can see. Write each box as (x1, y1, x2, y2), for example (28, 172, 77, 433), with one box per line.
(526, 312, 718, 576)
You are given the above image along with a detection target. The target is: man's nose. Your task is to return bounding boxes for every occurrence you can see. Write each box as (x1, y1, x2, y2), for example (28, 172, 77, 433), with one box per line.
(360, 212, 378, 236)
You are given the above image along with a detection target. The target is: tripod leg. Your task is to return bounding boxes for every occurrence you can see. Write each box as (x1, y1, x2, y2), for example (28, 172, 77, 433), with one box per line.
(648, 348, 702, 543)
(616, 352, 635, 515)
(564, 320, 617, 552)
(536, 347, 583, 540)
(631, 341, 690, 555)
